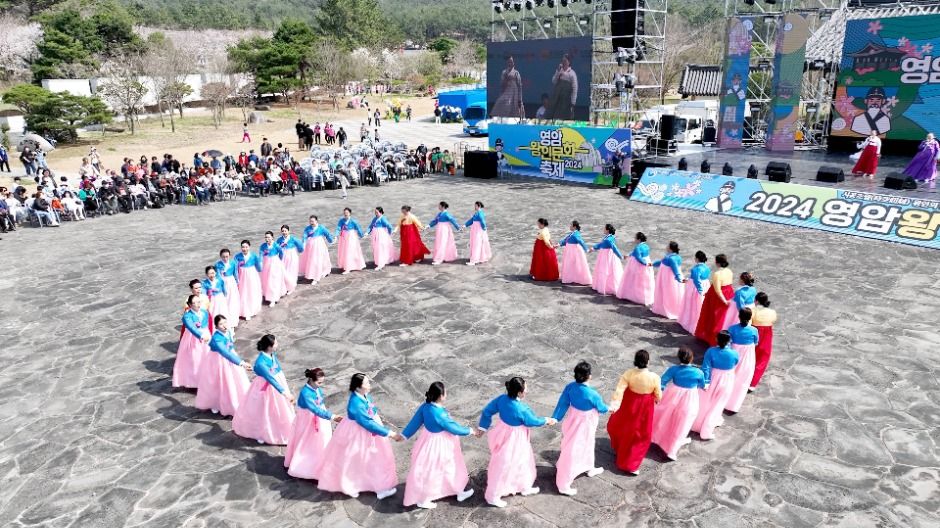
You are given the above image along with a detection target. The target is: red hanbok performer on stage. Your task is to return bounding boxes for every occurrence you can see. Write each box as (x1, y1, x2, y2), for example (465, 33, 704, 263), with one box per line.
(694, 253, 734, 346)
(529, 218, 560, 281)
(396, 205, 431, 266)
(852, 130, 881, 179)
(606, 350, 662, 475)
(750, 292, 778, 390)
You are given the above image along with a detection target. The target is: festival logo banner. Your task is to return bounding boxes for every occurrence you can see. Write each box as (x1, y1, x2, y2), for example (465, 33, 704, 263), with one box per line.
(717, 17, 753, 149)
(831, 14, 940, 141)
(488, 123, 631, 185)
(766, 13, 809, 152)
(631, 168, 940, 250)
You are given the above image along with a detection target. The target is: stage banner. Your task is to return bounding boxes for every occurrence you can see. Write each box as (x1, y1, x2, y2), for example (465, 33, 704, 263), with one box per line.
(630, 168, 940, 250)
(766, 13, 810, 152)
(717, 17, 753, 149)
(832, 14, 940, 141)
(489, 123, 631, 185)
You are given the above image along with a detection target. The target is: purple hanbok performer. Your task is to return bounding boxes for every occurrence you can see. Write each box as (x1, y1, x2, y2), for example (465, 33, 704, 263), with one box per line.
(903, 133, 939, 182)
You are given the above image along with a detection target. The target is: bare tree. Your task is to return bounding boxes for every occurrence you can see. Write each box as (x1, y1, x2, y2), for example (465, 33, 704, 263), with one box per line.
(309, 42, 356, 110)
(0, 14, 41, 83)
(202, 81, 233, 129)
(662, 16, 724, 100)
(97, 54, 148, 134)
(145, 43, 190, 131)
(445, 40, 483, 80)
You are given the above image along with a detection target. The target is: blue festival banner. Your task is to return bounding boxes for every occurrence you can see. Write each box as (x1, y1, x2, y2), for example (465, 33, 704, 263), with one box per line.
(631, 168, 940, 250)
(488, 123, 631, 185)
(717, 17, 753, 149)
(766, 13, 810, 152)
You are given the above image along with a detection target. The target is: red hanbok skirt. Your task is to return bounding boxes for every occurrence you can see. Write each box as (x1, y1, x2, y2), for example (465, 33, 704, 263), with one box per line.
(606, 389, 655, 473)
(752, 325, 774, 388)
(694, 284, 734, 346)
(852, 144, 880, 175)
(399, 223, 430, 265)
(529, 240, 559, 281)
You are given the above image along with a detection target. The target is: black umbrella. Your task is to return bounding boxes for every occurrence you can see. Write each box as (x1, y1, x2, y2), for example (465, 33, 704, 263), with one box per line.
(205, 149, 224, 158)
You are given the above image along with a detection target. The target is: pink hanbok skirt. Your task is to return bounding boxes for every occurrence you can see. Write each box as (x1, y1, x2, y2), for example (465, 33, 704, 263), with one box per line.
(237, 267, 262, 319)
(561, 244, 593, 286)
(591, 248, 623, 294)
(371, 229, 397, 268)
(677, 282, 705, 334)
(725, 343, 756, 413)
(207, 293, 229, 327)
(555, 408, 599, 491)
(232, 374, 296, 445)
(484, 419, 537, 503)
(285, 408, 333, 479)
(691, 368, 735, 440)
(617, 258, 655, 305)
(722, 303, 754, 330)
(467, 222, 492, 264)
(651, 269, 683, 320)
(281, 248, 300, 294)
(194, 351, 250, 417)
(651, 385, 699, 460)
(261, 256, 285, 304)
(403, 429, 470, 507)
(222, 275, 240, 328)
(337, 231, 366, 272)
(302, 237, 332, 280)
(172, 330, 208, 389)
(432, 223, 458, 263)
(316, 416, 398, 497)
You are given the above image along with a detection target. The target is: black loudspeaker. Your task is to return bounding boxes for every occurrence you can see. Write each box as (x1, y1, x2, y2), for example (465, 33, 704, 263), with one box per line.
(883, 172, 917, 190)
(677, 157, 688, 171)
(722, 162, 734, 176)
(765, 161, 792, 183)
(701, 160, 711, 173)
(747, 164, 759, 179)
(611, 0, 639, 50)
(702, 126, 717, 144)
(659, 114, 676, 141)
(623, 159, 670, 196)
(816, 166, 845, 183)
(464, 151, 498, 179)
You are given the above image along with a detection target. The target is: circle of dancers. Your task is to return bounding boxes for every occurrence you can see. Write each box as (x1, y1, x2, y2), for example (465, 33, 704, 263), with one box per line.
(172, 205, 779, 509)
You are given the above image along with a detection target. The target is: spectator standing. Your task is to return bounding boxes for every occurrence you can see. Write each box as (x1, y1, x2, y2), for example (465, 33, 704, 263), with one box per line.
(374, 109, 381, 128)
(314, 122, 322, 145)
(261, 138, 273, 158)
(295, 119, 305, 150)
(241, 123, 251, 143)
(20, 147, 36, 176)
(406, 105, 412, 121)
(360, 123, 369, 143)
(434, 106, 442, 124)
(0, 145, 10, 172)
(337, 127, 348, 148)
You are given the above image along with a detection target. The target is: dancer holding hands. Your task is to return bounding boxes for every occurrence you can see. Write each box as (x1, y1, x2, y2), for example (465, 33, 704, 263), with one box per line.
(214, 248, 240, 328)
(396, 205, 431, 266)
(691, 330, 739, 441)
(651, 241, 684, 320)
(651, 347, 705, 461)
(428, 201, 461, 265)
(464, 201, 492, 266)
(368, 206, 396, 270)
(276, 225, 304, 295)
(529, 218, 560, 281)
(301, 215, 334, 283)
(617, 232, 654, 306)
(588, 224, 624, 295)
(259, 231, 286, 306)
(195, 315, 251, 417)
(559, 220, 592, 285)
(607, 350, 661, 475)
(234, 240, 263, 321)
(335, 208, 367, 275)
(173, 294, 211, 389)
(285, 368, 343, 480)
(552, 361, 608, 496)
(678, 251, 710, 334)
(232, 334, 296, 445)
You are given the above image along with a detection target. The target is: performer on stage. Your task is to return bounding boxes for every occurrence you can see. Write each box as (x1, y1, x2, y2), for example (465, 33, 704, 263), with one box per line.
(678, 251, 710, 334)
(651, 241, 684, 320)
(721, 272, 757, 330)
(750, 292, 778, 390)
(285, 368, 343, 480)
(276, 225, 304, 295)
(464, 201, 492, 266)
(559, 220, 593, 285)
(317, 373, 404, 500)
(395, 205, 430, 266)
(607, 350, 661, 475)
(195, 315, 251, 417)
(428, 201, 461, 265)
(477, 377, 557, 508)
(259, 231, 286, 306)
(691, 330, 738, 441)
(335, 208, 366, 275)
(651, 347, 705, 461)
(617, 232, 654, 306)
(491, 56, 524, 119)
(552, 361, 608, 496)
(694, 253, 733, 346)
(529, 218, 560, 281)
(725, 308, 759, 413)
(588, 224, 624, 294)
(301, 215, 334, 283)
(232, 334, 296, 445)
(368, 207, 397, 270)
(215, 248, 240, 328)
(852, 129, 882, 179)
(402, 382, 475, 509)
(201, 266, 229, 333)
(234, 240, 263, 321)
(173, 294, 210, 389)
(903, 132, 939, 182)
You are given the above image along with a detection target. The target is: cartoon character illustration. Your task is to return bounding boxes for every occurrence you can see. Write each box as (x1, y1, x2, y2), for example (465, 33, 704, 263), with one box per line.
(726, 73, 746, 101)
(705, 181, 736, 213)
(850, 87, 891, 136)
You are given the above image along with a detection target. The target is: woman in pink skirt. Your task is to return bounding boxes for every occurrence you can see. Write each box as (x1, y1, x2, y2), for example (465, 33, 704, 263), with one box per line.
(588, 224, 624, 294)
(477, 377, 557, 508)
(558, 221, 592, 285)
(202, 266, 229, 326)
(617, 232, 654, 306)
(335, 208, 366, 275)
(678, 251, 710, 334)
(691, 330, 738, 440)
(259, 231, 286, 306)
(215, 248, 240, 329)
(195, 315, 252, 416)
(464, 201, 492, 266)
(402, 382, 475, 509)
(368, 207, 397, 270)
(651, 347, 705, 460)
(428, 201, 461, 265)
(725, 308, 760, 413)
(651, 241, 684, 320)
(276, 225, 304, 295)
(317, 373, 404, 499)
(721, 272, 757, 330)
(232, 334, 296, 444)
(285, 368, 343, 479)
(172, 295, 211, 389)
(552, 361, 608, 496)
(301, 215, 334, 283)
(234, 240, 263, 321)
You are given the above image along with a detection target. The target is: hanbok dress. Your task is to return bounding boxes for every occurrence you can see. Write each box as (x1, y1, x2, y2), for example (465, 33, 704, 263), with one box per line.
(276, 234, 304, 294)
(651, 252, 684, 320)
(694, 266, 733, 346)
(750, 305, 779, 388)
(552, 381, 608, 491)
(591, 234, 624, 294)
(529, 227, 559, 281)
(285, 384, 335, 479)
(724, 323, 760, 413)
(195, 329, 250, 417)
(903, 138, 939, 182)
(429, 211, 461, 264)
(397, 213, 431, 265)
(215, 258, 240, 328)
(678, 263, 710, 334)
(234, 251, 263, 319)
(335, 217, 367, 273)
(301, 225, 334, 281)
(559, 230, 592, 285)
(651, 364, 705, 461)
(232, 351, 296, 445)
(691, 345, 739, 440)
(606, 368, 661, 473)
(478, 394, 547, 504)
(464, 210, 493, 265)
(368, 214, 398, 269)
(258, 241, 286, 304)
(172, 308, 210, 389)
(401, 402, 473, 507)
(852, 135, 881, 175)
(617, 242, 654, 306)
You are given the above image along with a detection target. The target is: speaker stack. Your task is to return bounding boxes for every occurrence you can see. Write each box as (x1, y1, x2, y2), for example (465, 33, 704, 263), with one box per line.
(765, 162, 792, 183)
(883, 172, 917, 190)
(463, 151, 498, 179)
(815, 166, 844, 183)
(612, 0, 643, 50)
(622, 159, 671, 196)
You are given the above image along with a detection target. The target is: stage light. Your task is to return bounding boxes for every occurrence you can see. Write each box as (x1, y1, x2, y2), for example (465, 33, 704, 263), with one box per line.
(525, 0, 534, 10)
(701, 160, 711, 174)
(744, 0, 755, 5)
(513, 1, 522, 12)
(747, 165, 759, 179)
(547, 0, 555, 7)
(493, 0, 503, 13)
(578, 16, 590, 26)
(584, 0, 592, 4)
(614, 73, 636, 92)
(722, 162, 734, 176)
(535, 0, 544, 5)
(509, 21, 519, 31)
(616, 47, 636, 66)
(560, 0, 569, 6)
(765, 0, 777, 4)
(678, 158, 688, 171)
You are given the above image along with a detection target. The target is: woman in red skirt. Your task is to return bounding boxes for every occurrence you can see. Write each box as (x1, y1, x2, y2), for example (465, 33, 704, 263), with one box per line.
(396, 205, 431, 266)
(694, 253, 734, 346)
(606, 350, 661, 475)
(529, 218, 559, 281)
(852, 130, 881, 179)
(750, 292, 778, 390)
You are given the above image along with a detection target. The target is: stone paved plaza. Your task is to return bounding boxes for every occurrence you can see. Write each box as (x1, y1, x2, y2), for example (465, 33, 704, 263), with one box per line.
(0, 174, 938, 527)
